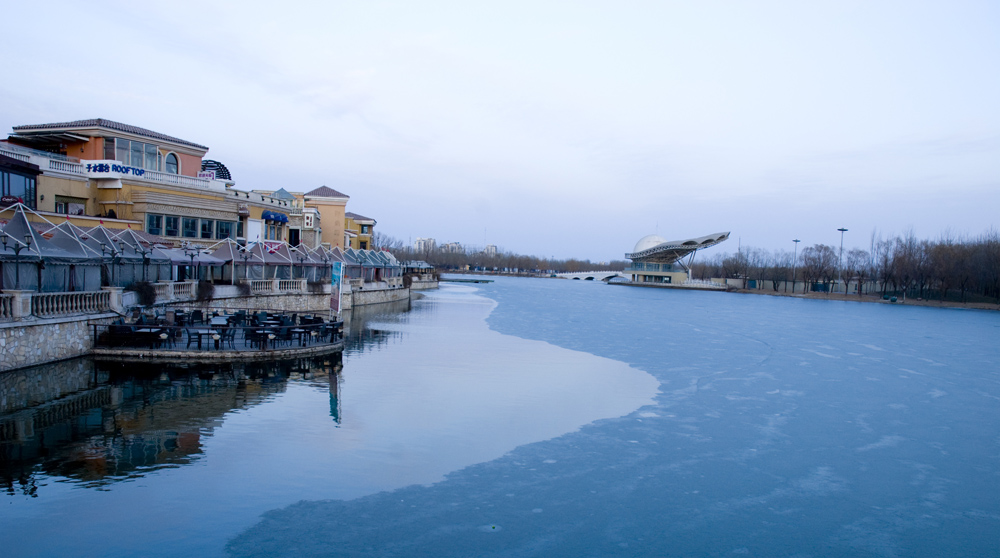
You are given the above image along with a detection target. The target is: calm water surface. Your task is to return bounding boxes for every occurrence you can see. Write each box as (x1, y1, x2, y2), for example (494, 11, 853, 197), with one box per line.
(3, 277, 1000, 557)
(1, 281, 655, 557)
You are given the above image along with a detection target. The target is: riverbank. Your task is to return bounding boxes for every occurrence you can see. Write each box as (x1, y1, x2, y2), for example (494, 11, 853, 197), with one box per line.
(730, 287, 1000, 311)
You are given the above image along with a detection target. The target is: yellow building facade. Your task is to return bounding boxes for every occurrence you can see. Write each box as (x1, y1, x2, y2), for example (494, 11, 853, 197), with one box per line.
(2, 119, 297, 244)
(345, 212, 375, 250)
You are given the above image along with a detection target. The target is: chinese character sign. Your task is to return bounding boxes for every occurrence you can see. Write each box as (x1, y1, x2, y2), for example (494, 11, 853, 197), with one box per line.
(330, 261, 344, 313)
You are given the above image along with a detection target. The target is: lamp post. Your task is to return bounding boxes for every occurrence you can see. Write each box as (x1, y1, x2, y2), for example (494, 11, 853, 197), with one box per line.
(791, 239, 800, 294)
(183, 244, 199, 282)
(837, 228, 848, 295)
(294, 249, 308, 281)
(135, 244, 152, 282)
(1, 233, 33, 290)
(239, 247, 252, 280)
(100, 242, 122, 286)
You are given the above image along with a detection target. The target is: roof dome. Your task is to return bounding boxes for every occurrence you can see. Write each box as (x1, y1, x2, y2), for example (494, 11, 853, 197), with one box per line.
(633, 234, 666, 253)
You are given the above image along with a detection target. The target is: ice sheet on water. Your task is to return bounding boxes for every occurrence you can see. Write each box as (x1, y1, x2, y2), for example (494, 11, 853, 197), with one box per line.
(229, 278, 1000, 557)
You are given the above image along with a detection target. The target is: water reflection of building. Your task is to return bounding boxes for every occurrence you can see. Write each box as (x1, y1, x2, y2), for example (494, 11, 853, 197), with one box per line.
(342, 297, 411, 354)
(0, 356, 342, 497)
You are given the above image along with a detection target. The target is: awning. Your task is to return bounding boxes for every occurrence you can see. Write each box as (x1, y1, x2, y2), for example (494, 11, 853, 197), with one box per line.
(261, 210, 288, 223)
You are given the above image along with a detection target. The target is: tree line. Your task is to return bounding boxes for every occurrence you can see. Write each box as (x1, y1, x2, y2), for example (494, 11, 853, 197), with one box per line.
(689, 230, 1000, 303)
(372, 233, 627, 274)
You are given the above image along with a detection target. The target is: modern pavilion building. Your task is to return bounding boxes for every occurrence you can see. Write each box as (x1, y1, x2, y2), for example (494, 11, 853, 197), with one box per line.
(625, 232, 730, 284)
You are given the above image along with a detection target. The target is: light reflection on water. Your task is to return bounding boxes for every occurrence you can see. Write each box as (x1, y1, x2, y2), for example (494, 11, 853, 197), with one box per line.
(0, 282, 657, 557)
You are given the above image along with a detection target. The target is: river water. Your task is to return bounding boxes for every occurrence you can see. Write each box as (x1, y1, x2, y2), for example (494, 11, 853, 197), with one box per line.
(2, 277, 999, 557)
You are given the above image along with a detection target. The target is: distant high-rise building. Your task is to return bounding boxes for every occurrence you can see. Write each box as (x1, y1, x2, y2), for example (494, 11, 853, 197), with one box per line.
(414, 237, 436, 252)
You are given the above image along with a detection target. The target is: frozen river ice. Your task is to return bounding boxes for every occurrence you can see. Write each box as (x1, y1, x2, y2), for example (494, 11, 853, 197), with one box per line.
(229, 278, 1000, 557)
(3, 276, 999, 557)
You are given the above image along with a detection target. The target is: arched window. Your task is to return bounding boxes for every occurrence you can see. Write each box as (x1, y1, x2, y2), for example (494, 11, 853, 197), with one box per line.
(165, 153, 179, 174)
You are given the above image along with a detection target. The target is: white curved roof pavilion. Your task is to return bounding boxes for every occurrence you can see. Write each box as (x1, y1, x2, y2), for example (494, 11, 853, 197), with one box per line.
(626, 232, 731, 264)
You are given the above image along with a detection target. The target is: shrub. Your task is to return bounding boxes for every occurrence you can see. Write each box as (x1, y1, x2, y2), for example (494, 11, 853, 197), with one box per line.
(126, 282, 156, 306)
(196, 280, 215, 302)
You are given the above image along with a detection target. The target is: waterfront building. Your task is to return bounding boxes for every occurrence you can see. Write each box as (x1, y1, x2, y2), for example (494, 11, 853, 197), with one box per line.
(345, 212, 375, 250)
(302, 185, 349, 249)
(250, 188, 325, 250)
(1, 119, 295, 247)
(625, 232, 730, 284)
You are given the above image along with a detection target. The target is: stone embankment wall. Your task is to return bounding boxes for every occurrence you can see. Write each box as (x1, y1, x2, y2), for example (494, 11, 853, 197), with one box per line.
(409, 280, 439, 291)
(0, 314, 118, 374)
(351, 286, 410, 306)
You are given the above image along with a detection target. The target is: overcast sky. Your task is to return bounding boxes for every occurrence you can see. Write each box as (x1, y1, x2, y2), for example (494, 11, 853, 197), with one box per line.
(3, 1, 998, 260)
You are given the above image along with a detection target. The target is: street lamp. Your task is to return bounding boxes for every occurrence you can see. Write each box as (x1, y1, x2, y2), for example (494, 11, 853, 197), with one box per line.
(183, 244, 199, 282)
(135, 243, 153, 282)
(791, 239, 800, 294)
(238, 246, 252, 280)
(1, 233, 33, 290)
(100, 242, 123, 286)
(837, 228, 848, 295)
(292, 248, 307, 281)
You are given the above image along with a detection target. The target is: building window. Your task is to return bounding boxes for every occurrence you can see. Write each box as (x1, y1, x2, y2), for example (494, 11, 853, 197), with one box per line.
(216, 221, 234, 240)
(130, 142, 143, 168)
(114, 138, 160, 171)
(54, 196, 86, 215)
(1, 170, 36, 210)
(303, 214, 313, 229)
(146, 214, 163, 236)
(361, 225, 370, 234)
(165, 153, 178, 174)
(200, 219, 214, 239)
(237, 219, 245, 238)
(165, 216, 179, 237)
(359, 241, 367, 249)
(145, 144, 158, 171)
(182, 217, 198, 238)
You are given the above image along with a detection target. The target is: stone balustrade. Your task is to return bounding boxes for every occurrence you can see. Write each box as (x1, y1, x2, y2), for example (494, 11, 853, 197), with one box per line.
(250, 279, 274, 294)
(31, 291, 111, 318)
(154, 283, 172, 300)
(0, 280, 316, 322)
(0, 294, 13, 321)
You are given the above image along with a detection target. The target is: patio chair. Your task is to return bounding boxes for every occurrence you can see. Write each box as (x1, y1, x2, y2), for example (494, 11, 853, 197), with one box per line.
(221, 327, 237, 350)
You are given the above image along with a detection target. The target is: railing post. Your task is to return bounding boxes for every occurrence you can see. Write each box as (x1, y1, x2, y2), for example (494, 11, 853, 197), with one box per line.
(4, 291, 31, 319)
(185, 281, 197, 300)
(102, 287, 124, 313)
(157, 280, 174, 302)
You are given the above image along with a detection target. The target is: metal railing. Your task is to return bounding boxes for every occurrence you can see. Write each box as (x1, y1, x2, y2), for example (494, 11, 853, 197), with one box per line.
(91, 311, 343, 353)
(31, 291, 111, 318)
(0, 142, 81, 163)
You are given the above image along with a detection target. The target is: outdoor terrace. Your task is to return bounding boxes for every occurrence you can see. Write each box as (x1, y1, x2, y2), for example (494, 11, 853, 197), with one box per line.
(91, 308, 344, 360)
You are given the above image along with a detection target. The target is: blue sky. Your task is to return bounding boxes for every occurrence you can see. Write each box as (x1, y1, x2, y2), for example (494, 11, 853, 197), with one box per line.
(3, 1, 998, 260)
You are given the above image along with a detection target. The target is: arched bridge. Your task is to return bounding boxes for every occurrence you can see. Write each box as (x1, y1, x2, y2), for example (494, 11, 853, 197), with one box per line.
(554, 271, 625, 282)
